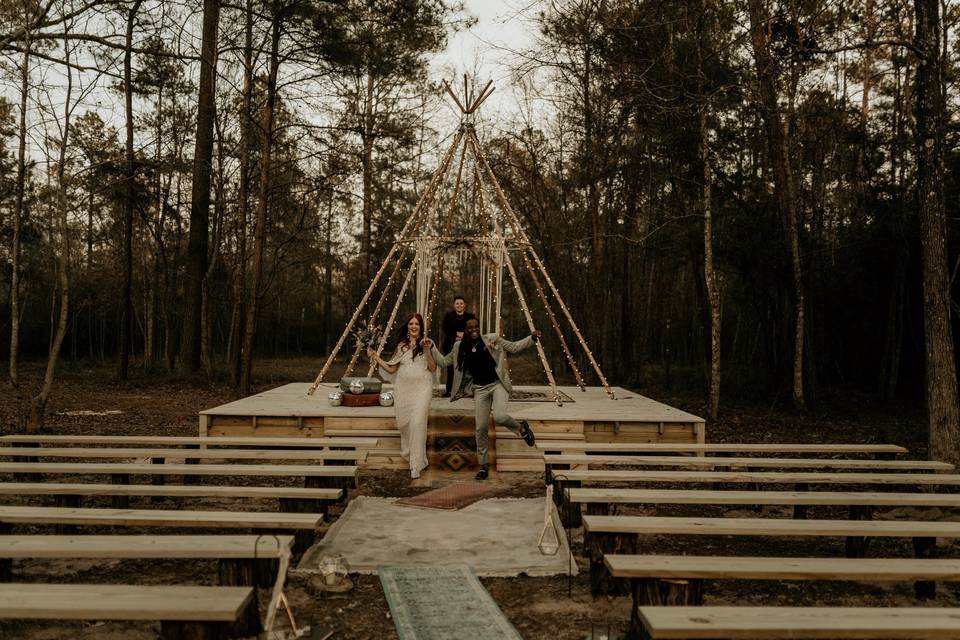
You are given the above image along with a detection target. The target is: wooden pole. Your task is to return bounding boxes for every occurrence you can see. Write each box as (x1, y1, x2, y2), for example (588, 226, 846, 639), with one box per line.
(343, 255, 406, 377)
(470, 83, 495, 113)
(443, 79, 467, 114)
(424, 135, 470, 334)
(367, 252, 418, 377)
(521, 246, 586, 390)
(308, 129, 465, 394)
(468, 132, 615, 398)
(501, 240, 561, 404)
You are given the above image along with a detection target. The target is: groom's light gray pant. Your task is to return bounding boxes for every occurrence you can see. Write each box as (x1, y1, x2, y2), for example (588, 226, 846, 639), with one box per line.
(473, 382, 523, 466)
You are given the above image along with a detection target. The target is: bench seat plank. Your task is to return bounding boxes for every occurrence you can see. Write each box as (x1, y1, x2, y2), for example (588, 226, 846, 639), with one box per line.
(537, 442, 908, 454)
(0, 505, 321, 529)
(0, 435, 373, 448)
(0, 535, 293, 559)
(638, 606, 960, 639)
(0, 462, 357, 477)
(557, 470, 960, 485)
(0, 482, 342, 500)
(0, 583, 252, 621)
(0, 447, 367, 462)
(567, 488, 960, 508)
(583, 515, 960, 537)
(546, 454, 950, 471)
(605, 555, 960, 581)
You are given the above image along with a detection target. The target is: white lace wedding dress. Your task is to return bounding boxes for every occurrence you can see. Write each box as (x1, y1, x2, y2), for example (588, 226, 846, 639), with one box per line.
(382, 346, 434, 477)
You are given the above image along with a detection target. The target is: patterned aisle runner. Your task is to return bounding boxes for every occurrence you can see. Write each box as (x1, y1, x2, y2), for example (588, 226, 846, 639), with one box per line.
(378, 565, 523, 640)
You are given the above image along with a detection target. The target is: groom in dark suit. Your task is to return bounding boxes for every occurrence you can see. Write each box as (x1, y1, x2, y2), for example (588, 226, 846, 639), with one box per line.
(432, 318, 540, 480)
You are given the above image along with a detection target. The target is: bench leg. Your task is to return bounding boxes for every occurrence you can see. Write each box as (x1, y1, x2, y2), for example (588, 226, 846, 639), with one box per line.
(845, 505, 874, 558)
(555, 479, 581, 528)
(305, 476, 350, 504)
(792, 483, 809, 519)
(217, 559, 264, 636)
(111, 474, 130, 509)
(587, 531, 636, 597)
(183, 456, 200, 485)
(628, 577, 704, 640)
(159, 620, 226, 640)
(152, 456, 166, 485)
(279, 497, 328, 553)
(545, 462, 569, 486)
(55, 494, 81, 534)
(913, 536, 937, 599)
(12, 442, 40, 482)
(0, 520, 10, 577)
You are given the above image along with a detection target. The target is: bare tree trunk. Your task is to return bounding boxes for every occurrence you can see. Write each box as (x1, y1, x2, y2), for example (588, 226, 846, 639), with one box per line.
(30, 31, 74, 431)
(117, 0, 142, 381)
(229, 0, 253, 388)
(239, 10, 281, 397)
(202, 106, 226, 379)
(181, 0, 220, 373)
(915, 0, 960, 466)
(697, 4, 721, 420)
(360, 72, 375, 282)
(323, 196, 333, 352)
(9, 30, 30, 389)
(747, 0, 805, 409)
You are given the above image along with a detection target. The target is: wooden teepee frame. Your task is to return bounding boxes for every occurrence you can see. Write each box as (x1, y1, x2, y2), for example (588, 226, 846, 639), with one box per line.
(307, 78, 614, 404)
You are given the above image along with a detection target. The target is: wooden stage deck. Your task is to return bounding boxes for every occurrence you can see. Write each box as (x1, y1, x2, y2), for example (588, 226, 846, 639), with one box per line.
(199, 383, 705, 472)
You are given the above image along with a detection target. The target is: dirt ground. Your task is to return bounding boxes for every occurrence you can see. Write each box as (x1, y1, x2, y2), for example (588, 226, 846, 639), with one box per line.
(0, 359, 951, 639)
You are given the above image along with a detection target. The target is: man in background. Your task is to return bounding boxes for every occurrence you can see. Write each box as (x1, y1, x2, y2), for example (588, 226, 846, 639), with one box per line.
(441, 295, 477, 397)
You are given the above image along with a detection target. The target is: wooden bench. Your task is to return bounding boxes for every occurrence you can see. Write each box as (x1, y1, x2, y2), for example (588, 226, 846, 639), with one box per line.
(0, 534, 292, 591)
(0, 462, 357, 484)
(0, 446, 368, 463)
(551, 469, 960, 526)
(606, 555, 960, 637)
(634, 606, 960, 639)
(566, 487, 960, 524)
(0, 482, 343, 525)
(0, 434, 374, 448)
(0, 583, 255, 639)
(0, 505, 321, 530)
(537, 441, 908, 456)
(582, 515, 959, 598)
(544, 454, 950, 481)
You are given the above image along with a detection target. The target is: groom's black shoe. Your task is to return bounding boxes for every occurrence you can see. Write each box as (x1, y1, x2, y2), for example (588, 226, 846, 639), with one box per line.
(519, 420, 536, 447)
(475, 465, 489, 481)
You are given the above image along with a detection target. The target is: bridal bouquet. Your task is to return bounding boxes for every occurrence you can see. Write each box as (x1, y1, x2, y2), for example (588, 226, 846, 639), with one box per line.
(352, 321, 384, 352)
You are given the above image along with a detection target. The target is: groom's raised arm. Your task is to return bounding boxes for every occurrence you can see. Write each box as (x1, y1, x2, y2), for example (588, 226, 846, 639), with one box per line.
(433, 343, 454, 367)
(497, 333, 537, 354)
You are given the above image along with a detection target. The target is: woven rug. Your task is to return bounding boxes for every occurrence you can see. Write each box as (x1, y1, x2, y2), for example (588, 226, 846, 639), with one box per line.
(297, 496, 577, 577)
(395, 482, 503, 510)
(379, 565, 522, 640)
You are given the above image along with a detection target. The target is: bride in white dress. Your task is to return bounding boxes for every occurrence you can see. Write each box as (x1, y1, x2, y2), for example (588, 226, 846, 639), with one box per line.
(368, 313, 438, 479)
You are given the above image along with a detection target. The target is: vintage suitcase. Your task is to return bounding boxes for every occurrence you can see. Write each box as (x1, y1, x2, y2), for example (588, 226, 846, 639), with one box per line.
(340, 377, 383, 395)
(340, 392, 382, 407)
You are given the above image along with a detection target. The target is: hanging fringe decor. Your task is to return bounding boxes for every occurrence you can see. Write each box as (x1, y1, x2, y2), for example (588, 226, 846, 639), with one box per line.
(415, 238, 435, 316)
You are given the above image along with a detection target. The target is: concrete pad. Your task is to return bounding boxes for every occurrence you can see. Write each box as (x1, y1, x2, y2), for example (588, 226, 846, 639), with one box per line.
(297, 496, 577, 577)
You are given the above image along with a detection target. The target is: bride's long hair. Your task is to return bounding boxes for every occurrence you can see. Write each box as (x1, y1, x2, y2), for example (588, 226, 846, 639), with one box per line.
(395, 312, 425, 359)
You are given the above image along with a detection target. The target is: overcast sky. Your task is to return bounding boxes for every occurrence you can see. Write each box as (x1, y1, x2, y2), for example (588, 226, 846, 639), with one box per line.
(430, 0, 540, 122)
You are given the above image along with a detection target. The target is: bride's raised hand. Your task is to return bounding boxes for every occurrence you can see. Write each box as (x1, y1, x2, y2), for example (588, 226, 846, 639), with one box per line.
(366, 347, 377, 360)
(421, 337, 433, 350)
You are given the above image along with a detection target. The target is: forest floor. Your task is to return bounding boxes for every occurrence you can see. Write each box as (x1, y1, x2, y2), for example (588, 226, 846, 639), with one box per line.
(0, 357, 950, 639)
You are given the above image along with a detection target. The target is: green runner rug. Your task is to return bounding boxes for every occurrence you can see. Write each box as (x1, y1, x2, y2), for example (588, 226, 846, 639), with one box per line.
(378, 564, 523, 640)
